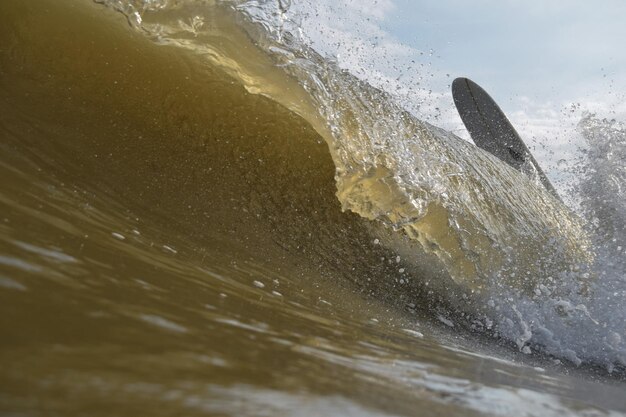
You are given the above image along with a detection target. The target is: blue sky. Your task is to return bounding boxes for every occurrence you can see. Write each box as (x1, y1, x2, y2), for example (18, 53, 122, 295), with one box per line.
(385, 0, 626, 107)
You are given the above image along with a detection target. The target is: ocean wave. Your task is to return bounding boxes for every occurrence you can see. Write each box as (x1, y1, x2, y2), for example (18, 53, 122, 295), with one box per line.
(0, 0, 624, 383)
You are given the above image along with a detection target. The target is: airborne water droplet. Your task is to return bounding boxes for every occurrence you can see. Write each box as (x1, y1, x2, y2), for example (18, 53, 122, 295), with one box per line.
(278, 0, 291, 14)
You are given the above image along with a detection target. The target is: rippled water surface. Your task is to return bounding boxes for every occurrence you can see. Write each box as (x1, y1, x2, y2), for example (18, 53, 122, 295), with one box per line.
(0, 0, 625, 415)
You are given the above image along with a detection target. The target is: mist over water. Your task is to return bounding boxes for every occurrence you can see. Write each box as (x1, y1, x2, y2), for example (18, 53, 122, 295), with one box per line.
(0, 0, 625, 415)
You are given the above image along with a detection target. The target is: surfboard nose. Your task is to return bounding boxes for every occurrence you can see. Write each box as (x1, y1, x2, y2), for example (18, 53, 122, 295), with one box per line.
(452, 76, 561, 201)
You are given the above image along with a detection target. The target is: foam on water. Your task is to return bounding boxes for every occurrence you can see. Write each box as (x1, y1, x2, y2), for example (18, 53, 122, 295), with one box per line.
(3, 1, 626, 414)
(90, 0, 626, 371)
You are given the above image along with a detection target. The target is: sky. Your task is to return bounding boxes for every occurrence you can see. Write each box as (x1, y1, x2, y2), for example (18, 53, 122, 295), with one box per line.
(289, 0, 626, 177)
(387, 0, 626, 109)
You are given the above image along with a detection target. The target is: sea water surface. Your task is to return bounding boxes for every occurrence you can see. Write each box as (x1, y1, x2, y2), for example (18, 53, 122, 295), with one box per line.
(0, 0, 625, 416)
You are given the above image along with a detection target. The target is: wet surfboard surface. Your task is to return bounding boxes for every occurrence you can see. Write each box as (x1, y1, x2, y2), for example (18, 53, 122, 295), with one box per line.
(452, 77, 560, 200)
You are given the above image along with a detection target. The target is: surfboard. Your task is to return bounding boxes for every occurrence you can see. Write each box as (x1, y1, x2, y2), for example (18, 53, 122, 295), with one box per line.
(451, 77, 560, 200)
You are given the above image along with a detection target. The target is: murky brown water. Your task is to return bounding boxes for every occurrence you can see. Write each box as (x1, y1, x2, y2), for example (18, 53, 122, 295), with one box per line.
(0, 0, 625, 415)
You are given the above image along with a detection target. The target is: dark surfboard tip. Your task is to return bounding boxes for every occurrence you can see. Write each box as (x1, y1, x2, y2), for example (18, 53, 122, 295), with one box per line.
(451, 77, 484, 117)
(452, 77, 487, 104)
(451, 77, 470, 100)
(451, 77, 467, 88)
(451, 76, 561, 201)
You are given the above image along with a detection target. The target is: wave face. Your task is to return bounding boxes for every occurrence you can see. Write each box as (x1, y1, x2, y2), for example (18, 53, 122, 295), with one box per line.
(94, 0, 623, 364)
(0, 0, 625, 415)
